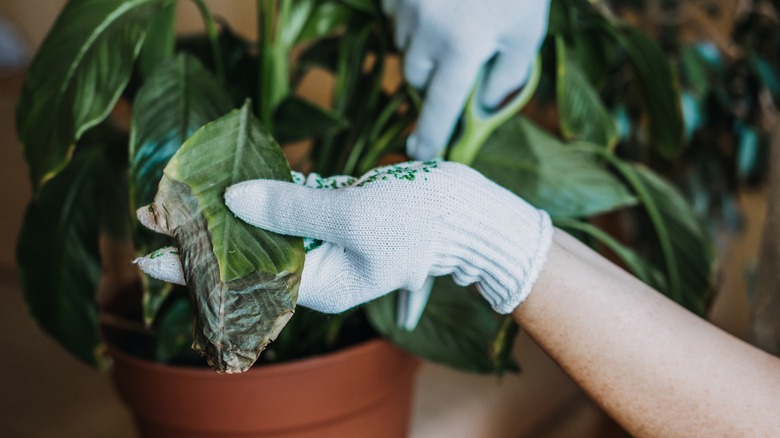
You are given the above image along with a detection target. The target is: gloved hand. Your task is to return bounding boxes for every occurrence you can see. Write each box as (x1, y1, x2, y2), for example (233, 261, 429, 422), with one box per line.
(135, 161, 553, 314)
(381, 0, 550, 160)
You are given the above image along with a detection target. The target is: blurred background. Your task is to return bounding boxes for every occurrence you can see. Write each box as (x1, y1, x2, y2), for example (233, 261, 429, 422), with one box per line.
(0, 0, 774, 436)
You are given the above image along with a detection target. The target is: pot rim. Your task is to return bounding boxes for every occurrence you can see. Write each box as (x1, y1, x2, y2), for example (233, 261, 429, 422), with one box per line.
(107, 337, 410, 377)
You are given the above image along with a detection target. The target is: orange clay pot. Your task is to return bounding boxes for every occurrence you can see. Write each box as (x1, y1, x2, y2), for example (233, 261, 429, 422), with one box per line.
(109, 339, 420, 437)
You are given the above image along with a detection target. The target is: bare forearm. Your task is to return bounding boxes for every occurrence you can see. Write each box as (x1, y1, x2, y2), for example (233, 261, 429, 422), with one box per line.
(514, 229, 780, 437)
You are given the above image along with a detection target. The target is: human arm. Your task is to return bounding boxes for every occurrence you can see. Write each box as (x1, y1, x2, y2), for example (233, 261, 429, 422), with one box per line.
(136, 161, 780, 436)
(517, 229, 780, 437)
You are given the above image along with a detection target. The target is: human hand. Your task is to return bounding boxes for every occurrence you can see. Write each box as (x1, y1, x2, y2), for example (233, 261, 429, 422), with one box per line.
(382, 0, 550, 160)
(136, 161, 553, 314)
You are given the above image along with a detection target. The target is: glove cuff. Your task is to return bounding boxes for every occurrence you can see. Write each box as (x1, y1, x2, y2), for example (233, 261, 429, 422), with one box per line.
(436, 170, 554, 314)
(488, 210, 553, 314)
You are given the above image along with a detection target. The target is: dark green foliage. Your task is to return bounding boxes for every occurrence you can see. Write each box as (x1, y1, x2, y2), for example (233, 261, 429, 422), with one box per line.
(15, 0, 718, 373)
(130, 53, 234, 324)
(473, 117, 636, 218)
(366, 277, 518, 374)
(17, 148, 105, 366)
(16, 0, 172, 192)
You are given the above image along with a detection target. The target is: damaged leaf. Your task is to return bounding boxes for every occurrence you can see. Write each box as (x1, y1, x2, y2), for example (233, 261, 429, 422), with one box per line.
(143, 100, 305, 373)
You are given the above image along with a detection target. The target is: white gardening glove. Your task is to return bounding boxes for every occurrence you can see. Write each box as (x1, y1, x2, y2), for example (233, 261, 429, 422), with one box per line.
(134, 171, 357, 285)
(136, 161, 553, 314)
(382, 0, 550, 160)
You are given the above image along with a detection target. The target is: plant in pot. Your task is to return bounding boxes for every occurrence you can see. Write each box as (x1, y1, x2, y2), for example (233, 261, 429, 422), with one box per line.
(15, 0, 716, 436)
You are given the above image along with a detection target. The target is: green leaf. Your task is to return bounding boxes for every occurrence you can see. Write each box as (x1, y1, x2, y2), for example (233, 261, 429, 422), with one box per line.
(146, 100, 305, 372)
(568, 31, 613, 87)
(751, 55, 780, 105)
(273, 96, 347, 144)
(610, 160, 715, 314)
(297, 2, 353, 44)
(155, 297, 194, 363)
(16, 0, 170, 192)
(130, 53, 234, 211)
(338, 0, 380, 15)
(137, 2, 176, 79)
(556, 37, 618, 149)
(141, 277, 175, 326)
(472, 117, 637, 218)
(680, 44, 712, 97)
(17, 148, 104, 367)
(278, 0, 316, 48)
(366, 277, 517, 374)
(546, 0, 569, 36)
(130, 54, 234, 325)
(605, 24, 684, 158)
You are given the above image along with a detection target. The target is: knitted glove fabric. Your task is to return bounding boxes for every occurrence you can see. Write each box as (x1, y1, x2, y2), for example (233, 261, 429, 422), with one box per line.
(382, 0, 550, 160)
(136, 161, 553, 314)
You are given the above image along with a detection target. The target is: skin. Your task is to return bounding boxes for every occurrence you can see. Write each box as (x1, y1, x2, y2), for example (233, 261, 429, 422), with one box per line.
(514, 229, 780, 437)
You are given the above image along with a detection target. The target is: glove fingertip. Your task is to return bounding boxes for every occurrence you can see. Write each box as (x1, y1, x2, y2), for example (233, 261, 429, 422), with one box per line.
(136, 204, 173, 236)
(134, 247, 186, 286)
(224, 181, 272, 227)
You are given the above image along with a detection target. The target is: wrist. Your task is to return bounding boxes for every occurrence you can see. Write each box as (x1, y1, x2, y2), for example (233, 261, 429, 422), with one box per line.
(486, 208, 553, 313)
(434, 165, 554, 313)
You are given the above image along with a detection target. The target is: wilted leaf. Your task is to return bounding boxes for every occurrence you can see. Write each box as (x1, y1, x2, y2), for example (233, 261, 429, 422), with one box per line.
(130, 54, 234, 324)
(473, 116, 636, 218)
(144, 101, 305, 373)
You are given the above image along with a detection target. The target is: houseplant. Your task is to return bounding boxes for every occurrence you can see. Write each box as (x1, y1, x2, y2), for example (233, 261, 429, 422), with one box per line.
(15, 0, 717, 435)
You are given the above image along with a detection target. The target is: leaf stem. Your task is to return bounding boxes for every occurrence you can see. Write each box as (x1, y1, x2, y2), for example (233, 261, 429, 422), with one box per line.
(256, 0, 291, 130)
(448, 56, 541, 166)
(603, 157, 682, 301)
(192, 0, 225, 83)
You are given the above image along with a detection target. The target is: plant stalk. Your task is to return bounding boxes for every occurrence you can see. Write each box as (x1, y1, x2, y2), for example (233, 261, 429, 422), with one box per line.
(192, 0, 226, 84)
(257, 0, 291, 130)
(448, 56, 542, 166)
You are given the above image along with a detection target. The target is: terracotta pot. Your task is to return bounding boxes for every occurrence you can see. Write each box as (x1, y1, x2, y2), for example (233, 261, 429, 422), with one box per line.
(109, 339, 420, 437)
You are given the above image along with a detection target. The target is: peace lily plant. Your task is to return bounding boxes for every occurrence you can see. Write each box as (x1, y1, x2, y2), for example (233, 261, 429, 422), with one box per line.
(16, 0, 713, 374)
